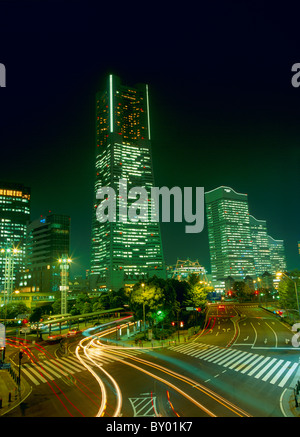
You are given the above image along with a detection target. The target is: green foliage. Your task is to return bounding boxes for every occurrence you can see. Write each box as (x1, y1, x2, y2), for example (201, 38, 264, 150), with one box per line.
(232, 281, 253, 302)
(278, 270, 300, 310)
(1, 302, 28, 319)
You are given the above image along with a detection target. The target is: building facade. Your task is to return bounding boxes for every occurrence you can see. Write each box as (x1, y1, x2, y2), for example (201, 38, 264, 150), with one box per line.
(0, 182, 31, 296)
(267, 235, 287, 274)
(249, 215, 272, 276)
(205, 186, 255, 282)
(18, 213, 70, 293)
(90, 75, 165, 290)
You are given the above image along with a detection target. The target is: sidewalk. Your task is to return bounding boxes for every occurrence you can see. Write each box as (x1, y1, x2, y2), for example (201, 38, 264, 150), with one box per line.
(0, 346, 32, 416)
(280, 365, 300, 417)
(0, 367, 31, 416)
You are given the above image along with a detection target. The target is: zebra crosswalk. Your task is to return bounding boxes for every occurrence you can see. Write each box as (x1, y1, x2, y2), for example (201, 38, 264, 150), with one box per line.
(21, 348, 146, 386)
(21, 355, 86, 385)
(169, 342, 299, 388)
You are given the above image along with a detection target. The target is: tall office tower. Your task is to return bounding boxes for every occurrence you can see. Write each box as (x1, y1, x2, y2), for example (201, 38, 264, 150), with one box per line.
(90, 75, 165, 290)
(18, 213, 70, 293)
(0, 182, 31, 296)
(267, 235, 287, 274)
(249, 215, 272, 276)
(205, 186, 255, 282)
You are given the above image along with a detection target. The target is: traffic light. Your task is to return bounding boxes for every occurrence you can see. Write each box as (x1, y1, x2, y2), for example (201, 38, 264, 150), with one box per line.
(19, 351, 23, 360)
(180, 321, 184, 328)
(171, 321, 175, 326)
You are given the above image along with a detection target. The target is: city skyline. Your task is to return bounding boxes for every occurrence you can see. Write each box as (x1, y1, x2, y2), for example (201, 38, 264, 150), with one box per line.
(1, 2, 300, 278)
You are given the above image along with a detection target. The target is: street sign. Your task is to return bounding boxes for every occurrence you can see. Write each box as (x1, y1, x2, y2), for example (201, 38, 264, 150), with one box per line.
(0, 323, 5, 348)
(186, 307, 194, 311)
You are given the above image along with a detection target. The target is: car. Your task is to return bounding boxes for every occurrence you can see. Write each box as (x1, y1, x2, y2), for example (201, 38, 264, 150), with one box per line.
(67, 330, 79, 337)
(218, 305, 225, 309)
(46, 334, 62, 343)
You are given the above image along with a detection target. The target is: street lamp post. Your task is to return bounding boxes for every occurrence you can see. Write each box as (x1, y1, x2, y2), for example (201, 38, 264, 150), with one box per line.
(276, 272, 300, 319)
(59, 256, 72, 315)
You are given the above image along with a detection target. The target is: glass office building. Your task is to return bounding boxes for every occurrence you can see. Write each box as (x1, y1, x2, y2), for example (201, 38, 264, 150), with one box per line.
(249, 215, 272, 276)
(0, 182, 31, 294)
(18, 213, 70, 293)
(267, 235, 287, 274)
(90, 75, 165, 290)
(205, 186, 255, 281)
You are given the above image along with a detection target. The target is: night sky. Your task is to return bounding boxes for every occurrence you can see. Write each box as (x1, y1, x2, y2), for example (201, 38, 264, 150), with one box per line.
(1, 1, 300, 277)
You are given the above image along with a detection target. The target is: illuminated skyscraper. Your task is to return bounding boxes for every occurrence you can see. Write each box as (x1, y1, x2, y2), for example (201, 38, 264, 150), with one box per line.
(90, 75, 165, 290)
(205, 186, 255, 281)
(18, 213, 70, 293)
(0, 182, 31, 294)
(267, 235, 287, 274)
(249, 215, 272, 275)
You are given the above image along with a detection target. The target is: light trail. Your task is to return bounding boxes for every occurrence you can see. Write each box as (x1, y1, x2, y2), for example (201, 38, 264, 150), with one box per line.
(76, 321, 251, 417)
(94, 341, 251, 417)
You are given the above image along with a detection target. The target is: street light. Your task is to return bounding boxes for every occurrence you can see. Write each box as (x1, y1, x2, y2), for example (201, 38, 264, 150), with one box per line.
(276, 271, 300, 319)
(59, 255, 72, 315)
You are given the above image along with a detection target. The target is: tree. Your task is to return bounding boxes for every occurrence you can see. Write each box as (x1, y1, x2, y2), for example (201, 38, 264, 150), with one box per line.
(168, 278, 190, 306)
(232, 281, 252, 302)
(108, 287, 129, 308)
(278, 270, 300, 310)
(3, 303, 28, 319)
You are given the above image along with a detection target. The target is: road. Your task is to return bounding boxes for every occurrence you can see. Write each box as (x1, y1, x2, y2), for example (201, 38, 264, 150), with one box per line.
(4, 303, 300, 417)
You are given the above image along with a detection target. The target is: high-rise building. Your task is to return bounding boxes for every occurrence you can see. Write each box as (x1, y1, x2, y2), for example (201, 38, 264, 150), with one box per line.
(0, 182, 31, 296)
(249, 215, 272, 275)
(267, 235, 287, 274)
(205, 186, 255, 282)
(18, 213, 70, 293)
(90, 75, 165, 290)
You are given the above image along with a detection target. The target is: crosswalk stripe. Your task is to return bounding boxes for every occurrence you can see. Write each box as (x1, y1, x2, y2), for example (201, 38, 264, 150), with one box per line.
(50, 359, 74, 374)
(217, 350, 242, 366)
(188, 347, 204, 356)
(63, 356, 87, 369)
(61, 357, 86, 370)
(41, 363, 62, 378)
(254, 358, 277, 379)
(49, 359, 74, 375)
(23, 364, 48, 383)
(235, 354, 259, 371)
(206, 348, 230, 362)
(22, 366, 40, 385)
(278, 362, 298, 387)
(193, 346, 218, 359)
(270, 361, 291, 385)
(168, 342, 298, 388)
(47, 360, 71, 377)
(262, 359, 284, 381)
(209, 349, 233, 364)
(248, 357, 270, 376)
(223, 351, 248, 368)
(240, 355, 264, 374)
(197, 348, 220, 360)
(204, 348, 227, 361)
(228, 352, 252, 369)
(60, 358, 84, 372)
(35, 364, 55, 380)
(173, 344, 194, 352)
